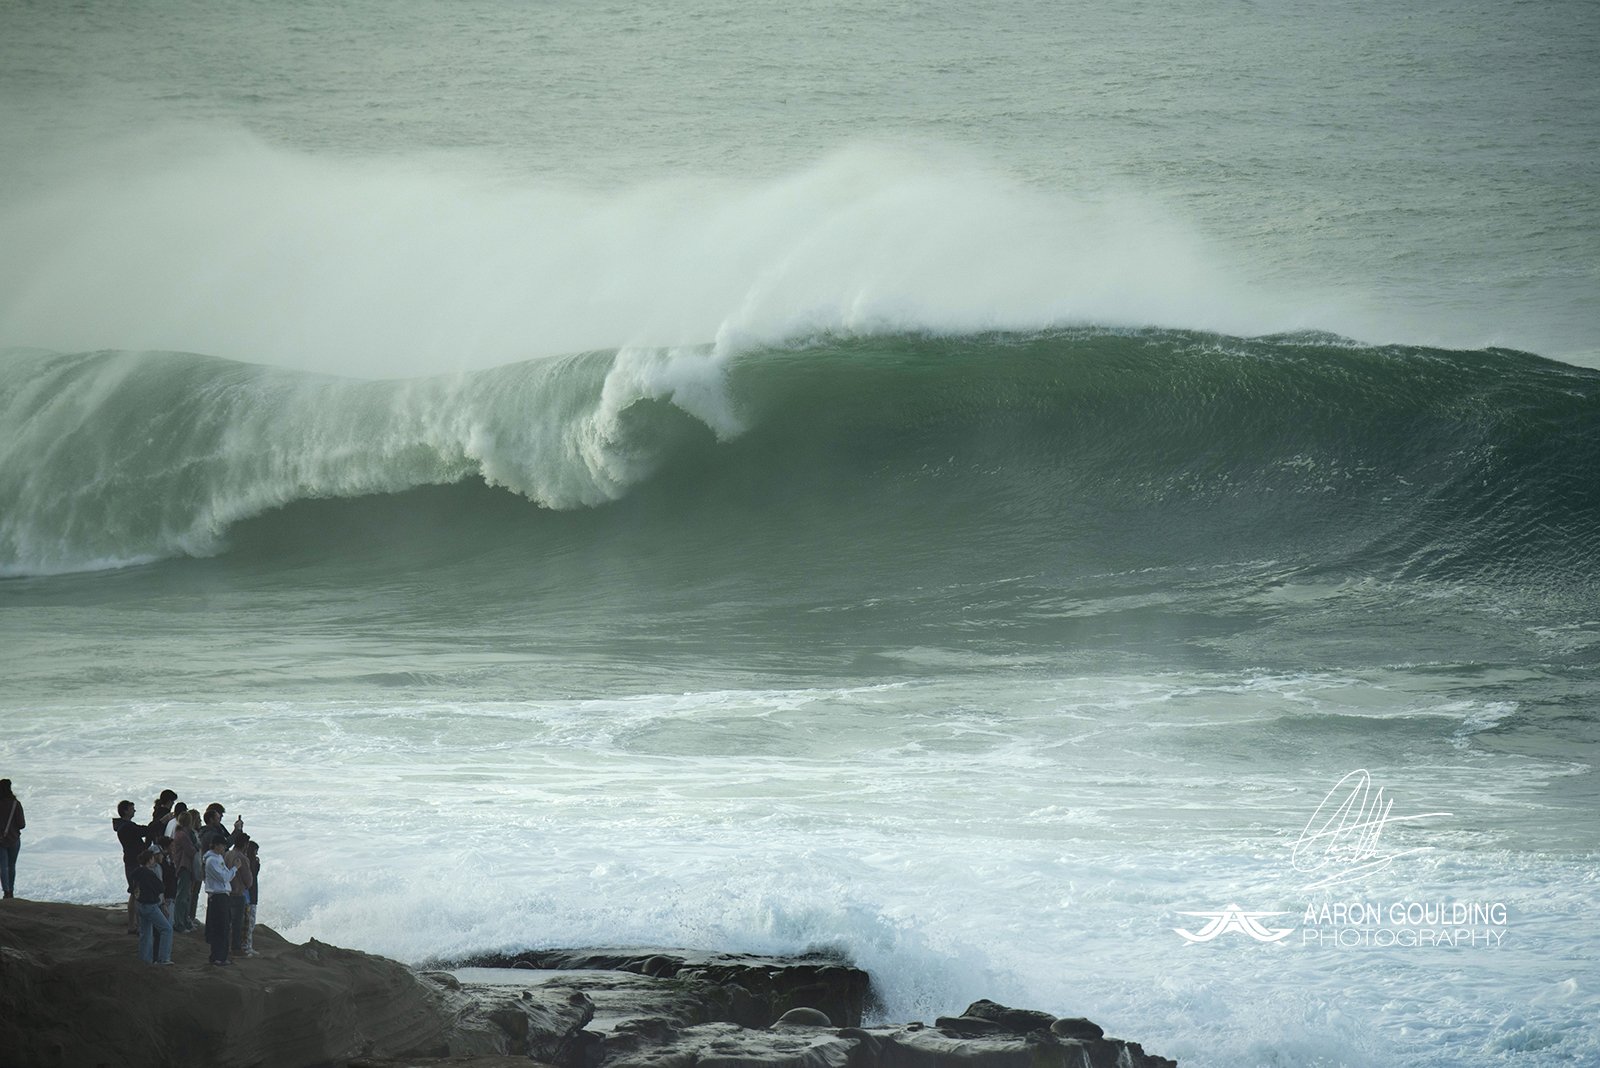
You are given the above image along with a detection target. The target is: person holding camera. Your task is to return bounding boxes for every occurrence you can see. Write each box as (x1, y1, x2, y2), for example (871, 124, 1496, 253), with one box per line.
(202, 832, 238, 965)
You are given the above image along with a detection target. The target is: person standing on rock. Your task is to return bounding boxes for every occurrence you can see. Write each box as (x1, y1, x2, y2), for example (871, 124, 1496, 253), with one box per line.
(133, 844, 174, 965)
(0, 779, 23, 899)
(202, 834, 237, 965)
(171, 810, 201, 932)
(226, 835, 253, 955)
(113, 800, 148, 933)
(239, 838, 260, 956)
(157, 836, 179, 921)
(183, 809, 207, 922)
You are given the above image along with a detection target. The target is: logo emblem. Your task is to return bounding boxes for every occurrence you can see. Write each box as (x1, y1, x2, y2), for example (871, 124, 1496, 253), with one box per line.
(1173, 904, 1294, 944)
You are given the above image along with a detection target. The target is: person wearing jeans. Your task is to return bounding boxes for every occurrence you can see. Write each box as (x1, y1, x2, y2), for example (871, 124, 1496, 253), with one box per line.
(133, 847, 173, 964)
(0, 779, 22, 899)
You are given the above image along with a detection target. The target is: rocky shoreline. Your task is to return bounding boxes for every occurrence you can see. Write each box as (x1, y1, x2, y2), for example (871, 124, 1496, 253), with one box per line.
(0, 900, 1174, 1068)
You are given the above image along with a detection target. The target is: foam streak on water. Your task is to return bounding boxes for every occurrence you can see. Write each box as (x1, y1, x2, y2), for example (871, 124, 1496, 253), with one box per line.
(5, 674, 1596, 1067)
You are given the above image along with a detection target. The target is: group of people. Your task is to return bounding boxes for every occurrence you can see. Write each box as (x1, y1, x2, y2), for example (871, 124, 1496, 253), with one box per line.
(112, 790, 261, 967)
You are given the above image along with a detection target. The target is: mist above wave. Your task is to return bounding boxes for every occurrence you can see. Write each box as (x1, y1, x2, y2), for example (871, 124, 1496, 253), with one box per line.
(0, 128, 1326, 377)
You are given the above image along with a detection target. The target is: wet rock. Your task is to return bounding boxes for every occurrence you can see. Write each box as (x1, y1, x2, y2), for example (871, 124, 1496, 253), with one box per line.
(960, 1000, 1058, 1034)
(0, 904, 1174, 1068)
(933, 1016, 1011, 1036)
(448, 983, 597, 1066)
(0, 900, 457, 1068)
(862, 1025, 1175, 1068)
(1048, 1018, 1104, 1041)
(609, 1020, 858, 1068)
(451, 947, 872, 1029)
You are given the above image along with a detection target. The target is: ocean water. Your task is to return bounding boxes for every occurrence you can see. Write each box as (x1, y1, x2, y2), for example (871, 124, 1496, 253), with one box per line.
(1, 3, 1597, 1066)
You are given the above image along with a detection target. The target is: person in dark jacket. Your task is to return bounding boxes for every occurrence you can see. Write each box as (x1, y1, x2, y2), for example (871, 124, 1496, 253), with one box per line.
(0, 779, 23, 899)
(112, 800, 147, 933)
(155, 837, 178, 919)
(199, 804, 242, 851)
(149, 794, 173, 839)
(133, 845, 173, 964)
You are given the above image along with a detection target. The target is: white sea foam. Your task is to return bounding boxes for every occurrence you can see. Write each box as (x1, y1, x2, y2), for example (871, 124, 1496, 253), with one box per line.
(7, 675, 1596, 1068)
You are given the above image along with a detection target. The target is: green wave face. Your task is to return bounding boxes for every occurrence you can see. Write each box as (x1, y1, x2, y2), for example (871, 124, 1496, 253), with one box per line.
(5, 330, 1597, 659)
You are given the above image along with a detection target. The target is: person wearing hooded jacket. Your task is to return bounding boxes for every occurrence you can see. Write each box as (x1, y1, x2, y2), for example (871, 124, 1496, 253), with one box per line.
(0, 779, 23, 899)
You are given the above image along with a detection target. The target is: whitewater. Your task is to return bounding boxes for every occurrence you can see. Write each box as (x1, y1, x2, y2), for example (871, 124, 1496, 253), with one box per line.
(2, 2, 1597, 1067)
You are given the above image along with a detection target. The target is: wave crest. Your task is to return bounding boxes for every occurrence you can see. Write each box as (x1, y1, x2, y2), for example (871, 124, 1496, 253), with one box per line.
(0, 344, 734, 575)
(4, 329, 1597, 583)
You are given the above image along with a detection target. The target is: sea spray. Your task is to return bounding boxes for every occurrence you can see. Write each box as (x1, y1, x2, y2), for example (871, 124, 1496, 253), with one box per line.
(0, 133, 1314, 378)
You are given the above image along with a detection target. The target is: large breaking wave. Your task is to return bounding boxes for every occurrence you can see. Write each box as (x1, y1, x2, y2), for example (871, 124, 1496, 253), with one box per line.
(4, 329, 1597, 586)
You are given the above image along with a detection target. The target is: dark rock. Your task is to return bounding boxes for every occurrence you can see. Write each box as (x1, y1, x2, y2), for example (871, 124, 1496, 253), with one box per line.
(447, 983, 597, 1066)
(933, 1016, 1011, 1036)
(446, 948, 872, 1029)
(0, 900, 457, 1068)
(1048, 1018, 1103, 1041)
(637, 954, 682, 978)
(598, 1021, 676, 1062)
(422, 970, 463, 991)
(683, 959, 870, 1029)
(961, 1000, 1058, 1034)
(0, 903, 1173, 1068)
(862, 1025, 1175, 1068)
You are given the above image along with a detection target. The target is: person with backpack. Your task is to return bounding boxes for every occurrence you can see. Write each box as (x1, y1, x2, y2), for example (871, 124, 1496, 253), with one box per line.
(0, 779, 23, 900)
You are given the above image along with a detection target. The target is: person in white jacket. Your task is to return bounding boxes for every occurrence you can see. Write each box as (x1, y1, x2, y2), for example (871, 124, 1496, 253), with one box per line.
(202, 836, 237, 965)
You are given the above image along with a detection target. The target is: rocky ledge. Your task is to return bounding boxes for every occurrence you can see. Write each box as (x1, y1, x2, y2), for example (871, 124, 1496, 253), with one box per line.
(0, 900, 1173, 1068)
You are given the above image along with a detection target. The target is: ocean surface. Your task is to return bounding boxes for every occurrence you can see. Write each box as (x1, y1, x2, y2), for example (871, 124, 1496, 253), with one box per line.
(1, 2, 1596, 1066)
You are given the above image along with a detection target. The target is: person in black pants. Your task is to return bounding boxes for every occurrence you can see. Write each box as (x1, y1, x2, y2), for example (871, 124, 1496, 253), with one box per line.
(0, 779, 23, 899)
(201, 835, 236, 965)
(112, 800, 147, 934)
